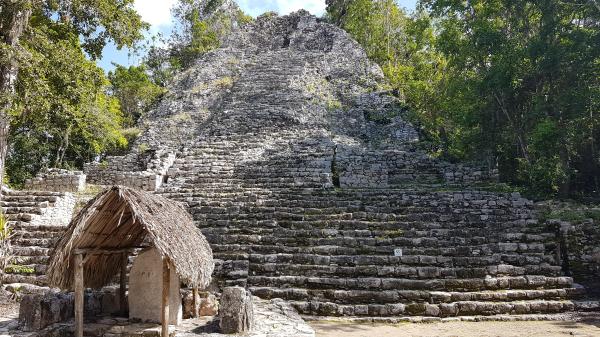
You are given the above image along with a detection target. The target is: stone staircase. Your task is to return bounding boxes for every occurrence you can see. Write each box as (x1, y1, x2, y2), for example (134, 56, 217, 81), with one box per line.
(166, 131, 335, 190)
(159, 187, 583, 317)
(1, 190, 74, 285)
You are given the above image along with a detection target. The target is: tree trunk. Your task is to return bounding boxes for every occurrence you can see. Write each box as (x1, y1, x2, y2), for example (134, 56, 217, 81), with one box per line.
(0, 1, 32, 197)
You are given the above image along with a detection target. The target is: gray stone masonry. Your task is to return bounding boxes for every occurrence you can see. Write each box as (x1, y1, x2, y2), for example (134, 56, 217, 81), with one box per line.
(18, 287, 121, 332)
(1, 190, 75, 286)
(24, 168, 86, 193)
(552, 219, 600, 297)
(84, 149, 175, 191)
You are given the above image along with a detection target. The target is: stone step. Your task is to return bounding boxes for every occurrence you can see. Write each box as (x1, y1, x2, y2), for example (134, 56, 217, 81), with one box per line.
(249, 287, 585, 305)
(3, 195, 59, 203)
(2, 206, 44, 215)
(199, 221, 542, 236)
(247, 262, 560, 279)
(203, 227, 547, 243)
(3, 263, 47, 275)
(6, 191, 65, 197)
(246, 254, 552, 269)
(248, 275, 573, 292)
(5, 213, 35, 222)
(210, 244, 557, 262)
(11, 223, 67, 232)
(0, 272, 47, 286)
(12, 237, 56, 247)
(12, 255, 49, 265)
(290, 299, 578, 317)
(13, 246, 50, 257)
(205, 233, 548, 251)
(0, 201, 49, 208)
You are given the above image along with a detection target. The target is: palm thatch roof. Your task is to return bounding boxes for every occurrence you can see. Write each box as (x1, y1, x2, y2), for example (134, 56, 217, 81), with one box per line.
(47, 185, 214, 290)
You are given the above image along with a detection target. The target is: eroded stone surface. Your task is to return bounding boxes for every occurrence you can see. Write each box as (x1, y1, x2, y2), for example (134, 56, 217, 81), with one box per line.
(218, 287, 253, 333)
(129, 248, 182, 325)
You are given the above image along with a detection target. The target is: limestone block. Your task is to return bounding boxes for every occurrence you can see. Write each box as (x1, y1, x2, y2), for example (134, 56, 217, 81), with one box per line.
(18, 291, 73, 331)
(129, 248, 182, 325)
(219, 287, 254, 334)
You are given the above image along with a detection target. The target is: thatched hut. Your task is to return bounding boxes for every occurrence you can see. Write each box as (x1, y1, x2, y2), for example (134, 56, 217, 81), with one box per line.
(46, 185, 214, 337)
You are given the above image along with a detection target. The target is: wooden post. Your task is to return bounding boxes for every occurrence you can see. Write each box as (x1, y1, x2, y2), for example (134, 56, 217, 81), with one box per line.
(119, 252, 128, 316)
(74, 253, 84, 337)
(192, 286, 199, 318)
(161, 258, 170, 337)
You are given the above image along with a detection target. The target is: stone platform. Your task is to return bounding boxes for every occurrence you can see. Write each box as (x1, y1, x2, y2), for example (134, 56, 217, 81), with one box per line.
(1, 298, 314, 337)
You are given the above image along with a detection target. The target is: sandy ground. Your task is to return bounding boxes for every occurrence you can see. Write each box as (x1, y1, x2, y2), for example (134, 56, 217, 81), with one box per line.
(311, 316, 600, 337)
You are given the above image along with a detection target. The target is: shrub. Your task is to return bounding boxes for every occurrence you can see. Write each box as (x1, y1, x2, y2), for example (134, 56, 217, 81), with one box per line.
(0, 213, 13, 270)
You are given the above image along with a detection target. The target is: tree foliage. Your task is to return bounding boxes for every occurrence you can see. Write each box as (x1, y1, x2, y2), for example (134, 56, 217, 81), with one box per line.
(328, 0, 600, 199)
(0, 0, 146, 187)
(108, 64, 165, 127)
(7, 16, 128, 186)
(144, 0, 252, 84)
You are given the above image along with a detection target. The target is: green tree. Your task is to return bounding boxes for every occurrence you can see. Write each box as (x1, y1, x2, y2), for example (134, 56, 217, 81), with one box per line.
(108, 65, 165, 127)
(145, 0, 252, 83)
(423, 0, 600, 197)
(329, 0, 600, 198)
(0, 0, 146, 193)
(6, 16, 128, 186)
(328, 1, 450, 154)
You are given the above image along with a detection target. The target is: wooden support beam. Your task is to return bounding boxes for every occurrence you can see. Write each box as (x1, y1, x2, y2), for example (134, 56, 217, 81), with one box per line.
(161, 258, 170, 337)
(74, 253, 84, 337)
(119, 252, 128, 316)
(192, 286, 199, 318)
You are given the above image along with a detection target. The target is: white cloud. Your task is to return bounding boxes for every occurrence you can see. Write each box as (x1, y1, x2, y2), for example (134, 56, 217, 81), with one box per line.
(134, 0, 177, 28)
(275, 0, 326, 16)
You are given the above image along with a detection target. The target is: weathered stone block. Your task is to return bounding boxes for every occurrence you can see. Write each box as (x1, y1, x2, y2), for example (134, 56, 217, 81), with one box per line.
(219, 287, 254, 334)
(129, 248, 182, 324)
(19, 291, 73, 331)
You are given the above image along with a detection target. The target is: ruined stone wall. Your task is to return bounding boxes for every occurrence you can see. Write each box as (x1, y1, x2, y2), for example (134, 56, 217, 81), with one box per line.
(335, 145, 497, 188)
(25, 169, 86, 192)
(84, 150, 176, 191)
(556, 219, 600, 296)
(53, 9, 587, 317)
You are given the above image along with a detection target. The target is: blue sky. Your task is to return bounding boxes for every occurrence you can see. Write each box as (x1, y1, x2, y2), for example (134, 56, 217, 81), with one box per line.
(98, 0, 417, 73)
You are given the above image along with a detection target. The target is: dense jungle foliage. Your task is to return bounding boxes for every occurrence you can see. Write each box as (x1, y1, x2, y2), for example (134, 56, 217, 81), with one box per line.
(1, 0, 246, 187)
(326, 0, 600, 199)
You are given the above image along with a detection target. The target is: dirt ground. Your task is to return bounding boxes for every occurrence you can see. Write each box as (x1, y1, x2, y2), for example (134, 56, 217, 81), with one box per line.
(0, 290, 18, 319)
(311, 315, 600, 337)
